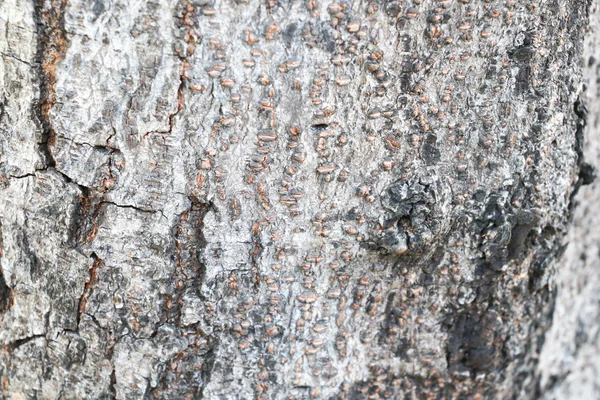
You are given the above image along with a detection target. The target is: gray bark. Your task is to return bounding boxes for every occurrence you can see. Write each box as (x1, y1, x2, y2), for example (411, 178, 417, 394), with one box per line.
(0, 0, 598, 399)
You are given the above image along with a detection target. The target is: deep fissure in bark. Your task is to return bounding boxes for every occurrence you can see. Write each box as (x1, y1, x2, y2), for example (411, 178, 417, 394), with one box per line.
(32, 0, 67, 170)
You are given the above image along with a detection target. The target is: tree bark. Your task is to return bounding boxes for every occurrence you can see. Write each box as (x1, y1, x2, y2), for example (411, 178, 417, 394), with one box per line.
(0, 0, 597, 399)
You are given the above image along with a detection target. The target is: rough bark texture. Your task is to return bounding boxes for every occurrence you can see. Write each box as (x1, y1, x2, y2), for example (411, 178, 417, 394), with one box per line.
(0, 0, 598, 399)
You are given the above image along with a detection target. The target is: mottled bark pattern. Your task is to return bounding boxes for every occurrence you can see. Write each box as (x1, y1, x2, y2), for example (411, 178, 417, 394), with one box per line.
(0, 0, 597, 399)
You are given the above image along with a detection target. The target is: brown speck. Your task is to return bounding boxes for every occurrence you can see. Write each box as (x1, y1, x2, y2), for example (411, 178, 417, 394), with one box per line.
(336, 76, 352, 86)
(316, 163, 336, 174)
(347, 21, 361, 33)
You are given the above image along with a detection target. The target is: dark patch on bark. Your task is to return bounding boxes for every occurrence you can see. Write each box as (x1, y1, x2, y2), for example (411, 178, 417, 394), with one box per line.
(92, 0, 106, 20)
(443, 193, 530, 377)
(20, 227, 42, 280)
(509, 34, 534, 95)
(507, 210, 539, 261)
(0, 270, 11, 315)
(421, 133, 441, 165)
(568, 97, 593, 219)
(0, 221, 13, 315)
(283, 23, 297, 49)
(448, 308, 504, 373)
(579, 162, 597, 185)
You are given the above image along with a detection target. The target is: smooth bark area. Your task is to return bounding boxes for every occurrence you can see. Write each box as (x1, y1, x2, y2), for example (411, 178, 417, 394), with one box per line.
(0, 0, 598, 399)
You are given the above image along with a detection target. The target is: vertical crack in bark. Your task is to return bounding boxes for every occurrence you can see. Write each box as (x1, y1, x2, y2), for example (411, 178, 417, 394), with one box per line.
(150, 197, 216, 398)
(144, 5, 189, 138)
(143, 66, 186, 137)
(32, 1, 97, 193)
(32, 0, 99, 211)
(157, 0, 205, 327)
(197, 344, 217, 400)
(75, 253, 103, 331)
(167, 63, 186, 135)
(109, 367, 117, 399)
(68, 185, 95, 247)
(105, 339, 118, 399)
(32, 0, 68, 170)
(166, 197, 212, 326)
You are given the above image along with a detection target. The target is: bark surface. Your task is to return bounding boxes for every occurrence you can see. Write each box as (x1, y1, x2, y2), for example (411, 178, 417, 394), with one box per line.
(0, 0, 598, 399)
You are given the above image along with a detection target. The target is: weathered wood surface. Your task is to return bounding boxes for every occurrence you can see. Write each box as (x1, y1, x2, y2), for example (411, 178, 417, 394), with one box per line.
(0, 0, 598, 398)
